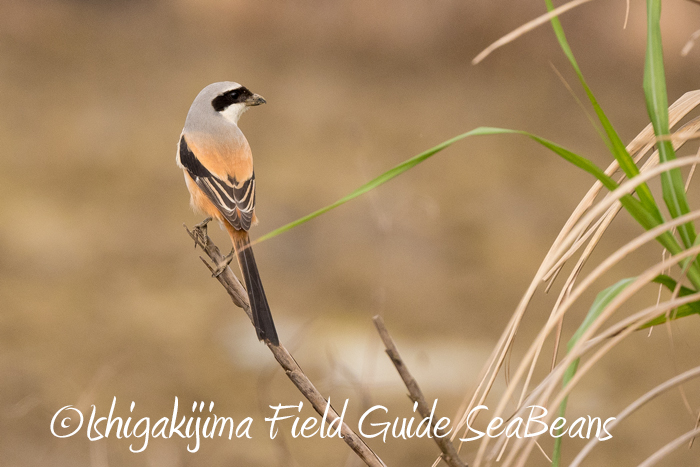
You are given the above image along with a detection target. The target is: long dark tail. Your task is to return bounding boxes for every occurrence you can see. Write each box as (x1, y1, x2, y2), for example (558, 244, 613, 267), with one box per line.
(233, 233, 279, 346)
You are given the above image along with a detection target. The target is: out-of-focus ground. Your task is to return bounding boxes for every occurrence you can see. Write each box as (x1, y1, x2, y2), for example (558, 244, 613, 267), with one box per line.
(2, 0, 700, 465)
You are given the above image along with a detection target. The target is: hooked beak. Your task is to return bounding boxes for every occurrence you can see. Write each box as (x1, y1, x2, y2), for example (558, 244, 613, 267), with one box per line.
(245, 93, 266, 106)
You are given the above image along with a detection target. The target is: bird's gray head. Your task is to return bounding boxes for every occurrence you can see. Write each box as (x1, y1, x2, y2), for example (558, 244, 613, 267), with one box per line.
(189, 81, 266, 126)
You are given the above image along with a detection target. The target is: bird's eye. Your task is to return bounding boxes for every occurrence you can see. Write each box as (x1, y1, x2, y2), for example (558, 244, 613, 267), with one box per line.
(212, 90, 239, 111)
(211, 87, 252, 111)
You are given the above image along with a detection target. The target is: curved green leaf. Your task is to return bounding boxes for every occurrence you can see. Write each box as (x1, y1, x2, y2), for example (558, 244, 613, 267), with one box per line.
(256, 127, 617, 244)
(552, 277, 636, 466)
(644, 0, 696, 248)
(255, 129, 486, 243)
(545, 0, 662, 222)
(642, 275, 700, 327)
(255, 126, 700, 288)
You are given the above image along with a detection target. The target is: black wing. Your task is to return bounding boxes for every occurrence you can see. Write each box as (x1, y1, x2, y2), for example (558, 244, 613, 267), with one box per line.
(179, 135, 255, 231)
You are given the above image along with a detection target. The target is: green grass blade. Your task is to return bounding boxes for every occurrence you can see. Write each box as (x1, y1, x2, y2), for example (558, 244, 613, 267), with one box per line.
(642, 302, 700, 327)
(652, 274, 697, 296)
(552, 277, 636, 466)
(543, 0, 700, 286)
(641, 275, 700, 327)
(552, 274, 700, 466)
(644, 0, 696, 248)
(545, 0, 662, 221)
(255, 129, 490, 243)
(504, 133, 686, 268)
(255, 126, 700, 287)
(256, 127, 618, 244)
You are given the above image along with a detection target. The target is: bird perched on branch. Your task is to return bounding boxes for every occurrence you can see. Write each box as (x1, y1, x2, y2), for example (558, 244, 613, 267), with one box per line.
(177, 81, 278, 346)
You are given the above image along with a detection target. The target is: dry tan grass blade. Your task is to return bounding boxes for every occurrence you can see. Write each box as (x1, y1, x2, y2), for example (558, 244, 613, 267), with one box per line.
(464, 164, 700, 466)
(532, 115, 700, 388)
(457, 90, 700, 467)
(502, 288, 700, 467)
(471, 160, 700, 467)
(637, 426, 700, 467)
(544, 99, 700, 283)
(526, 115, 700, 422)
(681, 28, 700, 57)
(537, 116, 700, 361)
(497, 216, 700, 464)
(472, 0, 595, 65)
(495, 242, 700, 466)
(570, 365, 700, 466)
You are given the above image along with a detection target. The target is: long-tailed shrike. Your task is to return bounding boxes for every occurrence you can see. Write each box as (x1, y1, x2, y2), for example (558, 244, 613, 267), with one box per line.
(177, 81, 278, 346)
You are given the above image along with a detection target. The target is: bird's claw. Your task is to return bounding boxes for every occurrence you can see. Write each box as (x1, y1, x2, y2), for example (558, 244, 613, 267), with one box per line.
(192, 217, 212, 248)
(212, 248, 235, 277)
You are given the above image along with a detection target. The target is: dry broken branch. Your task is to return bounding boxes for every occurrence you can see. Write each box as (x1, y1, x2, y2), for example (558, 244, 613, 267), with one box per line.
(372, 315, 466, 467)
(184, 224, 386, 467)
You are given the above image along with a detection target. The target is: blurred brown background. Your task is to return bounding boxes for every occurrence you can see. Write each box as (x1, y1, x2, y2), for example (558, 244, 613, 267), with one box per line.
(2, 0, 700, 465)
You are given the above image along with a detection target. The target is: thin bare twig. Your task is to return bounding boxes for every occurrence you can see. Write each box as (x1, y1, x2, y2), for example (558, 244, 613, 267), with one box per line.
(184, 225, 386, 467)
(372, 316, 467, 467)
